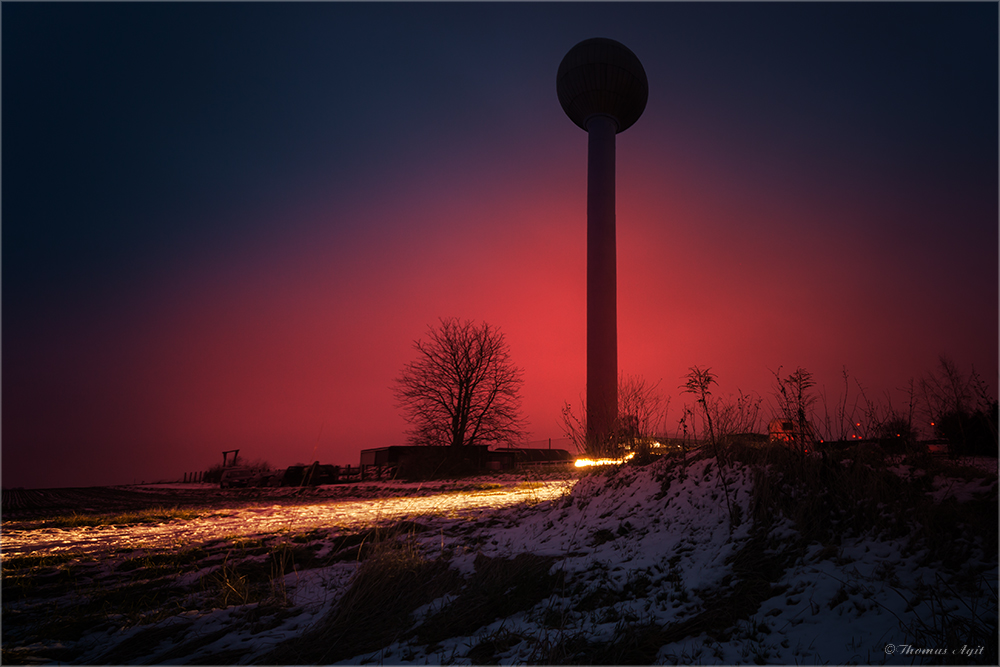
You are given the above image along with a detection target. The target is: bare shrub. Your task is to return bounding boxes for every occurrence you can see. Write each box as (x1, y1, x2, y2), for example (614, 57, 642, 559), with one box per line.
(562, 373, 669, 458)
(243, 457, 271, 473)
(711, 390, 764, 446)
(821, 366, 856, 442)
(770, 366, 818, 453)
(920, 355, 998, 457)
(877, 411, 919, 452)
(618, 374, 671, 458)
(682, 366, 719, 448)
(682, 366, 738, 528)
(561, 401, 588, 455)
(202, 464, 225, 485)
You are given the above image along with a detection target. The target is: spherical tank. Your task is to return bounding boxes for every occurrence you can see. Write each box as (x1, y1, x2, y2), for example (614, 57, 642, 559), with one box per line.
(557, 37, 648, 133)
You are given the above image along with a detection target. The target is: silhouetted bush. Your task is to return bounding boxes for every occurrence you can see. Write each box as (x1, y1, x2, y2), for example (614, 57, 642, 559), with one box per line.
(202, 464, 225, 485)
(936, 402, 999, 457)
(920, 356, 998, 457)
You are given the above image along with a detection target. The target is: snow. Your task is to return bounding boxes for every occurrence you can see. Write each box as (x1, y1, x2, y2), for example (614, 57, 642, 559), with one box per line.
(929, 473, 998, 503)
(470, 458, 755, 596)
(3, 457, 997, 665)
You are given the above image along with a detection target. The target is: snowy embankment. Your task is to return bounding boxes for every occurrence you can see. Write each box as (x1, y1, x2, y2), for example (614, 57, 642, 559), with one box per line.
(2, 453, 997, 665)
(346, 454, 997, 665)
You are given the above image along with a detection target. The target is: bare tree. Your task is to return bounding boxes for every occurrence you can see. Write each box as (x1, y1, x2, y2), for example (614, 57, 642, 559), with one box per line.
(394, 318, 527, 449)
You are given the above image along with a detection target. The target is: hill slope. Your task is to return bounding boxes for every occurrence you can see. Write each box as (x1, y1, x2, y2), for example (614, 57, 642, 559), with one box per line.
(3, 449, 996, 665)
(287, 449, 997, 664)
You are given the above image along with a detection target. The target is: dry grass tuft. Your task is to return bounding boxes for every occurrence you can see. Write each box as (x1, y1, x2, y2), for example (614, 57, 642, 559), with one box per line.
(37, 506, 205, 529)
(415, 552, 560, 645)
(262, 533, 460, 664)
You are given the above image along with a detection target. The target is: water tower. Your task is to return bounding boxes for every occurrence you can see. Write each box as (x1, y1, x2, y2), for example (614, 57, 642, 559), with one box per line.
(557, 38, 648, 450)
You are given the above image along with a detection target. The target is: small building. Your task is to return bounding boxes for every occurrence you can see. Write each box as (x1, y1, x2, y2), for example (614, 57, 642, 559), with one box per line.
(360, 445, 490, 479)
(488, 448, 573, 470)
(359, 445, 572, 478)
(768, 418, 816, 451)
(360, 446, 421, 479)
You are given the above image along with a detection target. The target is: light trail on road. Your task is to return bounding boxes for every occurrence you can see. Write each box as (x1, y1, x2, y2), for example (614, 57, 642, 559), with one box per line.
(1, 481, 575, 558)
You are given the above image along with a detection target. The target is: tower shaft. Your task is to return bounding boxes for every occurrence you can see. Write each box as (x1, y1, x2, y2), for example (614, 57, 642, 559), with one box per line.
(586, 114, 618, 447)
(557, 36, 646, 453)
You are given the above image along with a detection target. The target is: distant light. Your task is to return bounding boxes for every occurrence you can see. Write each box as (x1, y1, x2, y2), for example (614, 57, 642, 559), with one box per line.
(575, 452, 636, 468)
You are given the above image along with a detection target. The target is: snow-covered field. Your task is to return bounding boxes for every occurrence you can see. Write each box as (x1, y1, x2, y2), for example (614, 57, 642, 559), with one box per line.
(2, 453, 997, 665)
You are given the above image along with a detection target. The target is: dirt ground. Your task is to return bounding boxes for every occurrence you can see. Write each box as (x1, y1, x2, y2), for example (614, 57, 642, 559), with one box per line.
(2, 486, 226, 519)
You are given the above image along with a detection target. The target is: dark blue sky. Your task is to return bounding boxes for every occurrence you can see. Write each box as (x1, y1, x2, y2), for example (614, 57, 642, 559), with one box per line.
(4, 2, 997, 488)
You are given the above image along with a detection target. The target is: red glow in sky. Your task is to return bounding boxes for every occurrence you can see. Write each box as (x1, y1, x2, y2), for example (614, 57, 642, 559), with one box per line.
(4, 3, 996, 488)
